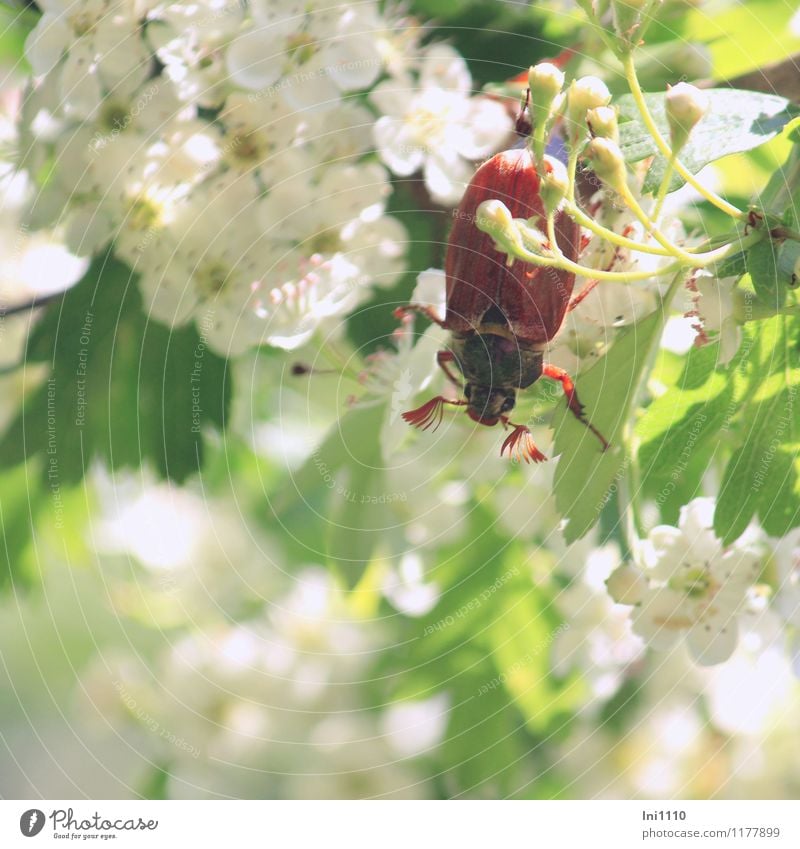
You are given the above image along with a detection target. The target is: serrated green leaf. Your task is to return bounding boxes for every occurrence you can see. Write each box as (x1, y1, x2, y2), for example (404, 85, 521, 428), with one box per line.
(713, 397, 789, 544)
(637, 375, 734, 480)
(553, 308, 665, 542)
(777, 240, 800, 290)
(759, 450, 800, 537)
(617, 88, 798, 194)
(637, 344, 740, 524)
(747, 238, 785, 307)
(714, 316, 800, 542)
(711, 250, 747, 281)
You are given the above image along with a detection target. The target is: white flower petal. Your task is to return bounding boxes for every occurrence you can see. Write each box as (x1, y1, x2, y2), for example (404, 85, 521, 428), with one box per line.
(632, 588, 690, 651)
(373, 117, 424, 176)
(423, 152, 473, 206)
(420, 44, 471, 94)
(686, 615, 738, 666)
(455, 97, 512, 160)
(59, 44, 103, 120)
(226, 29, 285, 91)
(411, 268, 446, 318)
(25, 13, 70, 76)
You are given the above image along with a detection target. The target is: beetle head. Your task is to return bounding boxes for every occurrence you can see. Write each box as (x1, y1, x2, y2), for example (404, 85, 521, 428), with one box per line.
(464, 384, 516, 426)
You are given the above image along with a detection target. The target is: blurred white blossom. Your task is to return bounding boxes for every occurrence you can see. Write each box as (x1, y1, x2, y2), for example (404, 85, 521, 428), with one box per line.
(631, 499, 764, 665)
(371, 44, 512, 205)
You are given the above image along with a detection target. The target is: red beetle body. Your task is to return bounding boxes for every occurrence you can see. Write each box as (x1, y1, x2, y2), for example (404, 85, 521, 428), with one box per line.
(445, 147, 580, 344)
(398, 146, 607, 462)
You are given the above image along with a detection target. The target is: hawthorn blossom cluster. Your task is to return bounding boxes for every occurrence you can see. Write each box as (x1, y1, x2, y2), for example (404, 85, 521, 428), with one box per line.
(15, 0, 511, 355)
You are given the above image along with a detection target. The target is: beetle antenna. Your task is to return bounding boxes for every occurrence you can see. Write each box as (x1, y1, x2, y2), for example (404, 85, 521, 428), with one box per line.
(402, 396, 467, 432)
(499, 419, 547, 463)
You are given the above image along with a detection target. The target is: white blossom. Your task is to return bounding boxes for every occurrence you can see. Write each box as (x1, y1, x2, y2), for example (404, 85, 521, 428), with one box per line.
(226, 0, 383, 110)
(687, 270, 741, 364)
(631, 499, 764, 665)
(371, 44, 512, 205)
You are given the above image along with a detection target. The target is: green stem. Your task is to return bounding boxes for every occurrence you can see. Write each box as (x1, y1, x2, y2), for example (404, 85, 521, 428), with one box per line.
(564, 200, 698, 257)
(566, 143, 581, 206)
(652, 152, 677, 225)
(512, 219, 763, 282)
(617, 182, 700, 264)
(621, 52, 745, 220)
(575, 0, 623, 57)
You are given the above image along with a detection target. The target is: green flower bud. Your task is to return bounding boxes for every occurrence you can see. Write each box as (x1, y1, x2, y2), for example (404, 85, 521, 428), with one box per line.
(528, 62, 565, 110)
(586, 105, 619, 143)
(665, 82, 709, 152)
(540, 155, 569, 215)
(566, 76, 611, 140)
(585, 137, 627, 192)
(475, 199, 526, 259)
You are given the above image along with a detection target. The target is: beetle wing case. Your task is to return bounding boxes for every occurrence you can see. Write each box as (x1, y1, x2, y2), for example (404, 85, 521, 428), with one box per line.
(444, 148, 580, 344)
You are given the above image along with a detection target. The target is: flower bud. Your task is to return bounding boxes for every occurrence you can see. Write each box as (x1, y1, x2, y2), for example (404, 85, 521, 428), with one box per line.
(585, 136, 627, 192)
(606, 563, 648, 605)
(476, 199, 515, 234)
(665, 82, 708, 152)
(540, 155, 569, 215)
(475, 199, 525, 259)
(566, 76, 612, 140)
(586, 105, 619, 143)
(528, 62, 565, 110)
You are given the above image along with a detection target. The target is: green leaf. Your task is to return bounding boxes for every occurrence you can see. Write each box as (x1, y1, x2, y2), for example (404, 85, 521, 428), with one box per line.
(634, 342, 740, 524)
(487, 582, 585, 734)
(441, 668, 527, 796)
(713, 315, 800, 542)
(747, 238, 785, 307)
(0, 3, 37, 70)
(637, 373, 734, 479)
(0, 462, 42, 590)
(777, 240, 800, 290)
(553, 308, 666, 542)
(683, 0, 800, 80)
(275, 403, 389, 587)
(617, 88, 799, 194)
(759, 450, 800, 537)
(0, 252, 231, 484)
(711, 250, 748, 281)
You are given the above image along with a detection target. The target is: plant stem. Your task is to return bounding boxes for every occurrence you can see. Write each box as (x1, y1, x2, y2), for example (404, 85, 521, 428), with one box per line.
(621, 52, 745, 221)
(564, 200, 701, 257)
(652, 152, 677, 225)
(513, 219, 763, 282)
(618, 182, 701, 264)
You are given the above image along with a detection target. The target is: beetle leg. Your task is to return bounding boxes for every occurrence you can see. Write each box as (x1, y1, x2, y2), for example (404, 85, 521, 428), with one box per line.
(436, 350, 463, 388)
(567, 278, 599, 312)
(393, 304, 447, 328)
(541, 364, 609, 450)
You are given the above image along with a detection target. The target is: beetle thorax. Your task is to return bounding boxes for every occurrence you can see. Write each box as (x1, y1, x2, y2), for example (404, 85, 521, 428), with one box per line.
(450, 332, 544, 424)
